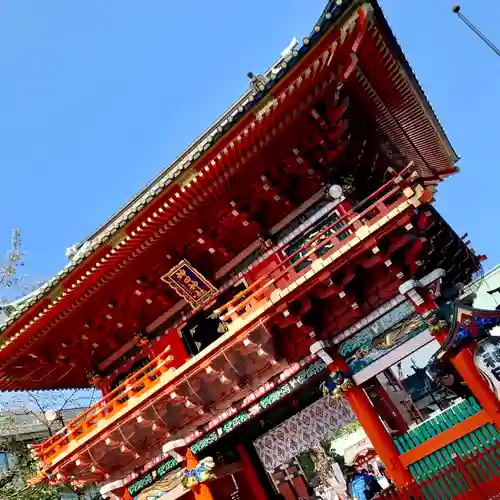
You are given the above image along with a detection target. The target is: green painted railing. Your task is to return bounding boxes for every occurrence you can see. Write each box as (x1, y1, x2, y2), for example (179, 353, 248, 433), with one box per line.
(380, 443, 500, 499)
(408, 423, 500, 485)
(394, 397, 500, 486)
(286, 212, 349, 272)
(395, 398, 482, 454)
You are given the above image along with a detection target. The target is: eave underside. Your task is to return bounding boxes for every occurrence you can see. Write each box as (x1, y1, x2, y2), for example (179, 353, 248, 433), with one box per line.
(0, 2, 464, 393)
(31, 183, 480, 484)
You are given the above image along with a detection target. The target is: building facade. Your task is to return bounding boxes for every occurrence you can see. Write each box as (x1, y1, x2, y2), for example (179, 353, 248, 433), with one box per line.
(0, 1, 497, 499)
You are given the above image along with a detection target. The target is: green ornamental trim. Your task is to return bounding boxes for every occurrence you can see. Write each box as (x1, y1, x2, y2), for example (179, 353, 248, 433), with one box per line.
(128, 457, 178, 496)
(128, 358, 327, 496)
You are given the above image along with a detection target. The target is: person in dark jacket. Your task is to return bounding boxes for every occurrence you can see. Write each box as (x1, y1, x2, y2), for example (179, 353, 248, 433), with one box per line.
(345, 467, 382, 500)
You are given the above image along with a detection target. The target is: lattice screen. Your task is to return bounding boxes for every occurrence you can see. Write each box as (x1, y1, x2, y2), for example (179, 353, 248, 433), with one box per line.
(253, 396, 355, 471)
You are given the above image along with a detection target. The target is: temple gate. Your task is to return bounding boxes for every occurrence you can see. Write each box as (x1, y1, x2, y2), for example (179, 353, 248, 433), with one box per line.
(0, 1, 493, 498)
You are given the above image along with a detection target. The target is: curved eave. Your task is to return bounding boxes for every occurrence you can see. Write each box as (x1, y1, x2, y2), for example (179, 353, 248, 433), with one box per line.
(0, 1, 360, 365)
(0, 1, 460, 371)
(369, 0, 458, 164)
(0, 0, 354, 343)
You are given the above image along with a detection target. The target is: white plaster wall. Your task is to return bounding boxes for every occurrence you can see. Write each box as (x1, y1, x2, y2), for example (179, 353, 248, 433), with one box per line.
(467, 264, 500, 337)
(467, 264, 500, 310)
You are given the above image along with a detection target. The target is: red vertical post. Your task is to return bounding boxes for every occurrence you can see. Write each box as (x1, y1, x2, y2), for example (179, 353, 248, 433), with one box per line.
(115, 487, 133, 500)
(186, 449, 215, 500)
(236, 443, 268, 500)
(399, 278, 500, 429)
(343, 385, 412, 487)
(311, 341, 413, 487)
(437, 330, 500, 428)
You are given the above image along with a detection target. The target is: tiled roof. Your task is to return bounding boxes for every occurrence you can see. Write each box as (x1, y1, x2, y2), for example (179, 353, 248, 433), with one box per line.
(0, 0, 353, 334)
(0, 0, 457, 336)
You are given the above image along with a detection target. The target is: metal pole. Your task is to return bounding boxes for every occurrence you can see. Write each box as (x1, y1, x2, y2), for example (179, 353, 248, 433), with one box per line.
(452, 5, 500, 57)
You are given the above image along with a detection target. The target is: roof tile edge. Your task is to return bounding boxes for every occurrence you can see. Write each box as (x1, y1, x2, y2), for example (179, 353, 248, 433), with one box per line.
(0, 0, 355, 335)
(0, 0, 458, 336)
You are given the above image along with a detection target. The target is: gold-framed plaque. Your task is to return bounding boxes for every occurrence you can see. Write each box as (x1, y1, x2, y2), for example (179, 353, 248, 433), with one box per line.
(161, 260, 217, 308)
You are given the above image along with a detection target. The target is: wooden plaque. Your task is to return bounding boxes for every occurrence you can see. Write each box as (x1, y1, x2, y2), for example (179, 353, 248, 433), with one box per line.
(162, 260, 217, 308)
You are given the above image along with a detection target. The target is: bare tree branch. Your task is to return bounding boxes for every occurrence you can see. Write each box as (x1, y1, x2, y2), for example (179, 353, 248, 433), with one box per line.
(0, 230, 98, 498)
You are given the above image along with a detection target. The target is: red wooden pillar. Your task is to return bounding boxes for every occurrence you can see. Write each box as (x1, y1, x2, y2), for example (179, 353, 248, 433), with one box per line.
(399, 278, 500, 429)
(335, 197, 353, 218)
(186, 449, 215, 500)
(366, 377, 409, 434)
(236, 443, 268, 500)
(311, 342, 413, 487)
(437, 330, 500, 427)
(344, 386, 411, 485)
(114, 487, 133, 500)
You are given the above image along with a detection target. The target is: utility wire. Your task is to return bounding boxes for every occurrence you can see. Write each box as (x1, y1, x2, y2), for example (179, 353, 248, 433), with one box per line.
(452, 5, 500, 57)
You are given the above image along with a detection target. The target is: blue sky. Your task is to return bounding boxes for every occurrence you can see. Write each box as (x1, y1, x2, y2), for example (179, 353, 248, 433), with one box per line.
(0, 0, 498, 285)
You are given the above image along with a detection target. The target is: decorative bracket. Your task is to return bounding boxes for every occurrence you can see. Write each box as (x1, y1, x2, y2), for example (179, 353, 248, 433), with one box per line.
(320, 370, 355, 400)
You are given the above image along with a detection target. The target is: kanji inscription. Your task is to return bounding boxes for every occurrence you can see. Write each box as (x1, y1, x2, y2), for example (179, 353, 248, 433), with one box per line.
(161, 260, 217, 307)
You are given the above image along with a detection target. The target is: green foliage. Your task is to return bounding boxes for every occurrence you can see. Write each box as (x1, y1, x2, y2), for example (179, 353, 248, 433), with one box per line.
(0, 229, 45, 325)
(1, 475, 62, 500)
(0, 229, 25, 291)
(0, 438, 62, 500)
(296, 421, 362, 487)
(323, 420, 361, 448)
(297, 452, 317, 482)
(328, 451, 346, 472)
